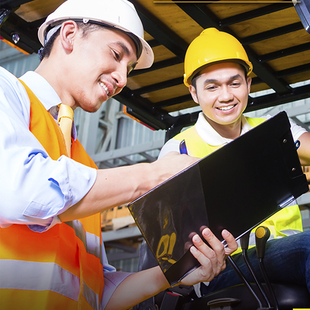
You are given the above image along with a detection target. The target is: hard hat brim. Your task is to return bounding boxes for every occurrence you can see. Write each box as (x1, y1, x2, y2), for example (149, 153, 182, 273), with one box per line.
(37, 0, 154, 70)
(38, 18, 154, 70)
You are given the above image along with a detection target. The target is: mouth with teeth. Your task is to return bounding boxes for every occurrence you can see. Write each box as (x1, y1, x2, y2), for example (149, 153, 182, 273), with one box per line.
(217, 104, 237, 111)
(99, 81, 110, 97)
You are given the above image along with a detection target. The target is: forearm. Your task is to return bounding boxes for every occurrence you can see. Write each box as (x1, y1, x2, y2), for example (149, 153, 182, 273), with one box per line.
(59, 162, 155, 222)
(298, 132, 310, 165)
(105, 266, 170, 310)
(104, 228, 238, 310)
(0, 150, 96, 228)
(59, 152, 196, 222)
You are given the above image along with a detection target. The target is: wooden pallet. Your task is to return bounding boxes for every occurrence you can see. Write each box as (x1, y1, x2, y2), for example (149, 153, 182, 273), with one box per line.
(303, 166, 310, 182)
(101, 205, 135, 231)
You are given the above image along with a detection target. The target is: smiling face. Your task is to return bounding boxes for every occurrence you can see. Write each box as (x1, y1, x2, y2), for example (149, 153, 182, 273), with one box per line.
(53, 23, 138, 112)
(189, 62, 251, 138)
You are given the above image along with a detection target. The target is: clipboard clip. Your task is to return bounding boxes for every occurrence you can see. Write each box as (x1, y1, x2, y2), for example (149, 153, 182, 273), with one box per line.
(279, 195, 295, 209)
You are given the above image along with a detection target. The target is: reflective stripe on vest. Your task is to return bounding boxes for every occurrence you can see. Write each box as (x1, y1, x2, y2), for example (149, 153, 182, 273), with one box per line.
(0, 80, 104, 309)
(173, 117, 303, 252)
(65, 220, 103, 264)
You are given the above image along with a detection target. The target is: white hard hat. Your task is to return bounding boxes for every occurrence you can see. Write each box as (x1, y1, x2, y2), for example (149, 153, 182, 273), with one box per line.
(38, 0, 154, 69)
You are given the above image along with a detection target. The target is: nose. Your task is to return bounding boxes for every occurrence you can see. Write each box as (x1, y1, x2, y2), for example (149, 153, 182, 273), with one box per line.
(219, 85, 234, 102)
(111, 66, 128, 92)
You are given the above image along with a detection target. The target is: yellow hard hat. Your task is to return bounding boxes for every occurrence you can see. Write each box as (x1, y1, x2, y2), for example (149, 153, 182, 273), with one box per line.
(183, 28, 253, 87)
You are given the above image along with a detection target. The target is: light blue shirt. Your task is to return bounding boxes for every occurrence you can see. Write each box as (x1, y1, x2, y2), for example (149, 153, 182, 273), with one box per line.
(0, 66, 132, 307)
(0, 67, 97, 230)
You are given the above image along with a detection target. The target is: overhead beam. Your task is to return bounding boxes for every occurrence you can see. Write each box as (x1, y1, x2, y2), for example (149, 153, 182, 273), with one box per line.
(276, 63, 310, 79)
(0, 0, 31, 7)
(116, 1, 192, 129)
(133, 0, 188, 60)
(115, 87, 173, 130)
(129, 57, 182, 77)
(176, 3, 291, 94)
(241, 23, 303, 46)
(246, 83, 310, 112)
(156, 94, 192, 108)
(219, 3, 292, 27)
(258, 42, 310, 63)
(0, 11, 42, 54)
(132, 77, 183, 95)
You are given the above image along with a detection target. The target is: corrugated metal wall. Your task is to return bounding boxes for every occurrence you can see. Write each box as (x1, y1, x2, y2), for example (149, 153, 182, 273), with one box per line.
(0, 41, 40, 76)
(0, 41, 165, 155)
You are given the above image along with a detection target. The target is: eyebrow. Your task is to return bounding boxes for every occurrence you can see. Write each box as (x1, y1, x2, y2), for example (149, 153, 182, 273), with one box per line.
(115, 41, 131, 56)
(203, 74, 243, 85)
(114, 41, 138, 72)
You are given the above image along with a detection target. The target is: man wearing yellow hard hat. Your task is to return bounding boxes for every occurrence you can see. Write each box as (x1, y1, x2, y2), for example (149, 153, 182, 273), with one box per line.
(159, 27, 310, 298)
(0, 2, 239, 309)
(136, 28, 310, 309)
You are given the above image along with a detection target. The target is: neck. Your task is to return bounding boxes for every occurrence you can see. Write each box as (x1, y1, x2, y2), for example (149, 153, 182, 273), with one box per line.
(204, 114, 243, 140)
(35, 58, 76, 110)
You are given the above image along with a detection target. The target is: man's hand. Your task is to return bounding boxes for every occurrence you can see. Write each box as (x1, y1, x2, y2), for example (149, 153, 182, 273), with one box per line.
(150, 152, 199, 186)
(180, 228, 237, 285)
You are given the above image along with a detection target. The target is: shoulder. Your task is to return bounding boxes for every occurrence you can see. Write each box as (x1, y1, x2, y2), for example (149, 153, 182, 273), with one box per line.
(158, 125, 197, 159)
(0, 67, 28, 100)
(0, 67, 31, 122)
(158, 138, 180, 159)
(0, 67, 23, 90)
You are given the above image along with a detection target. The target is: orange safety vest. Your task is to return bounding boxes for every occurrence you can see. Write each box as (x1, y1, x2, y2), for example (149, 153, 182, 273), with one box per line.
(0, 80, 104, 310)
(173, 117, 303, 253)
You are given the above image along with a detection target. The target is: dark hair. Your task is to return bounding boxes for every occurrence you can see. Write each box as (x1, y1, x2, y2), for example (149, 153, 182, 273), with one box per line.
(39, 22, 106, 61)
(38, 21, 141, 61)
(38, 26, 61, 61)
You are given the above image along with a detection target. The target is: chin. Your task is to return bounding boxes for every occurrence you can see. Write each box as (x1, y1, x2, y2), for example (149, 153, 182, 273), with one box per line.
(89, 106, 100, 113)
(83, 101, 102, 113)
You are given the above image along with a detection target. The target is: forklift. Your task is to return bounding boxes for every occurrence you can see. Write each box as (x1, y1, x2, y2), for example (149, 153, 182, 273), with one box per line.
(1, 1, 310, 309)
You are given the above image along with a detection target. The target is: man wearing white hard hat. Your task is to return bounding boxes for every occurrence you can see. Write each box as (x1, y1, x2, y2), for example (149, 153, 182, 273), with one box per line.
(0, 1, 237, 309)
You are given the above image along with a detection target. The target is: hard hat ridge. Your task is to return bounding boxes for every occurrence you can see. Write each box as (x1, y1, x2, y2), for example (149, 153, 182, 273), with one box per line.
(183, 27, 253, 87)
(38, 0, 154, 70)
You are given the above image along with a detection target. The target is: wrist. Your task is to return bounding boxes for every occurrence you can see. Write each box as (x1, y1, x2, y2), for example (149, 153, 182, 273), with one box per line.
(134, 162, 163, 196)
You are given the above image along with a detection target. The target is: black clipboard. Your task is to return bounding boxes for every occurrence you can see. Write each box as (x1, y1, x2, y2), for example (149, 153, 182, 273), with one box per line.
(128, 111, 308, 285)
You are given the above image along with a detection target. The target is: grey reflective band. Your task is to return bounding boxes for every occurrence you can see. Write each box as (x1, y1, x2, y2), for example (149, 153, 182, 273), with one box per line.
(84, 281, 100, 310)
(280, 229, 301, 236)
(0, 260, 99, 304)
(65, 220, 103, 263)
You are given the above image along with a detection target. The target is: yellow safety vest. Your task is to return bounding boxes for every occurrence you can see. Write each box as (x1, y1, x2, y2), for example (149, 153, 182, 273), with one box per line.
(0, 80, 104, 309)
(173, 117, 303, 253)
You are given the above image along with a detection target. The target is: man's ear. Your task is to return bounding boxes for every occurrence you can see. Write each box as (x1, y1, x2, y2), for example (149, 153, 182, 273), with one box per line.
(59, 21, 79, 52)
(189, 84, 199, 104)
(247, 76, 252, 94)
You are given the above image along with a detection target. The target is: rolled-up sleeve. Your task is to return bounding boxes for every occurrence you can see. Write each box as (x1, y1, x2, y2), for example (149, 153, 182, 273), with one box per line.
(101, 271, 132, 309)
(100, 243, 132, 308)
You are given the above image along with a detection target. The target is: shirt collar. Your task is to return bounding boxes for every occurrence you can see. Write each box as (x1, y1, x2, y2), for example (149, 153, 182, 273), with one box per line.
(20, 71, 77, 140)
(195, 112, 253, 146)
(20, 71, 61, 111)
